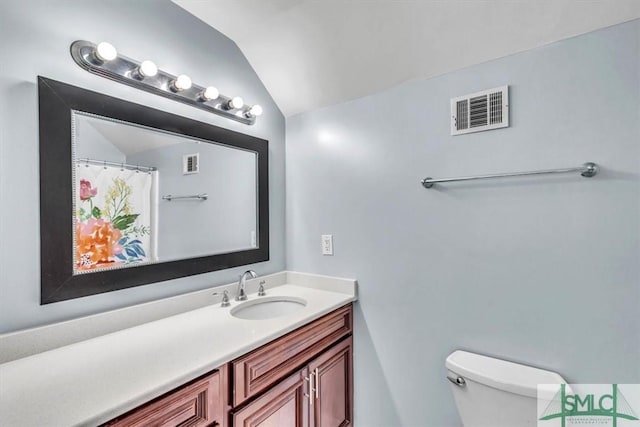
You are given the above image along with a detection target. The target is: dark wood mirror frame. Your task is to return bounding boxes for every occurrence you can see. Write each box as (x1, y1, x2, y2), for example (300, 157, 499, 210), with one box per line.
(38, 76, 269, 304)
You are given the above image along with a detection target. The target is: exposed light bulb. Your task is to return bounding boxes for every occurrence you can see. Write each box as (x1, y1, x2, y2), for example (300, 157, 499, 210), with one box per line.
(200, 86, 219, 101)
(171, 74, 192, 91)
(138, 60, 158, 78)
(249, 105, 263, 117)
(95, 42, 117, 62)
(228, 96, 244, 109)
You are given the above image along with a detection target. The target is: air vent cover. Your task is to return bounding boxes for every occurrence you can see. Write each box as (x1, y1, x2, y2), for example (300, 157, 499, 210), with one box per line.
(183, 153, 199, 174)
(451, 86, 509, 135)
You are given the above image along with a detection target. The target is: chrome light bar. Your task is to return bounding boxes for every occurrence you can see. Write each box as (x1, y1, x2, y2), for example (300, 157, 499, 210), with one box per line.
(70, 40, 262, 125)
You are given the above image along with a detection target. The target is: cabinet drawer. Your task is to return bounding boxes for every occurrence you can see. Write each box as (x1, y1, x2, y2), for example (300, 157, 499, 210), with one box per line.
(232, 304, 352, 407)
(104, 370, 221, 427)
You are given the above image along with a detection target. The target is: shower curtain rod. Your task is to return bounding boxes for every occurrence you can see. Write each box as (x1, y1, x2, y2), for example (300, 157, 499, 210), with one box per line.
(421, 162, 598, 188)
(77, 158, 157, 172)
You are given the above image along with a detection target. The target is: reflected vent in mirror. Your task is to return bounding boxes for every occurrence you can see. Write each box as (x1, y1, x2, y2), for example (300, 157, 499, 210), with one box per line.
(451, 85, 509, 135)
(183, 153, 199, 174)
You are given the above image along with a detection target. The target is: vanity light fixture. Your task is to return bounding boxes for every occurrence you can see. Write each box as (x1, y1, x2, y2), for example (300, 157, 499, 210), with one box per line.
(199, 86, 219, 101)
(170, 74, 192, 92)
(226, 96, 244, 110)
(134, 60, 158, 79)
(247, 105, 263, 118)
(94, 42, 117, 63)
(70, 40, 262, 125)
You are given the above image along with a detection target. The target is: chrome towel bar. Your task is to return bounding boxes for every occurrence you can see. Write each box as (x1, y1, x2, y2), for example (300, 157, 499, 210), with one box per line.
(162, 193, 208, 201)
(422, 162, 598, 188)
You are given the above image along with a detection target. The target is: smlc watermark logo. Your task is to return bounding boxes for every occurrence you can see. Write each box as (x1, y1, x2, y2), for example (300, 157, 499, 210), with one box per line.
(538, 384, 640, 427)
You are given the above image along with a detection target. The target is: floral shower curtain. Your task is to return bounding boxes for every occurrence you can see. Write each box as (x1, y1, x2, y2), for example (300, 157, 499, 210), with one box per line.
(74, 163, 156, 273)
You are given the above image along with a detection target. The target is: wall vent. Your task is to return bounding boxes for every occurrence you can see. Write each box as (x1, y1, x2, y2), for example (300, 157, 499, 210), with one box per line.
(451, 85, 509, 135)
(183, 153, 199, 174)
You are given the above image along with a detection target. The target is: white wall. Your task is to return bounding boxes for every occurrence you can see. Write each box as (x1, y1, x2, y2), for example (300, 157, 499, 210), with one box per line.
(286, 20, 640, 426)
(0, 0, 286, 333)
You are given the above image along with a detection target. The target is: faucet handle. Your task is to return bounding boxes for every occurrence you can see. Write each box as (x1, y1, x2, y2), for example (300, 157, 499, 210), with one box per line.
(258, 280, 266, 296)
(220, 290, 230, 307)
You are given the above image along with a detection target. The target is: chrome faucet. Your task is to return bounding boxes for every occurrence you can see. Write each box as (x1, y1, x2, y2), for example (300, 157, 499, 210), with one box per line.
(236, 270, 257, 301)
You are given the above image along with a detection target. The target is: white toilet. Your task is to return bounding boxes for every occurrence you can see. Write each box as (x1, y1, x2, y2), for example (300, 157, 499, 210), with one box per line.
(446, 350, 566, 427)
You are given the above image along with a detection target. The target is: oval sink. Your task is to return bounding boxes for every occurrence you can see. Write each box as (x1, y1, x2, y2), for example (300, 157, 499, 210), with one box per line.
(231, 296, 307, 320)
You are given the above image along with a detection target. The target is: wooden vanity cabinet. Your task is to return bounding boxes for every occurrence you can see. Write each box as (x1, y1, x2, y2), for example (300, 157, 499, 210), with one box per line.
(229, 304, 353, 427)
(230, 337, 353, 427)
(104, 370, 223, 427)
(230, 304, 353, 407)
(104, 304, 353, 427)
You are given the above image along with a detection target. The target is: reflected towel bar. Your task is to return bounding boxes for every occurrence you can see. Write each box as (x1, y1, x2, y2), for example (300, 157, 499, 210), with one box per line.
(421, 162, 598, 188)
(162, 193, 208, 201)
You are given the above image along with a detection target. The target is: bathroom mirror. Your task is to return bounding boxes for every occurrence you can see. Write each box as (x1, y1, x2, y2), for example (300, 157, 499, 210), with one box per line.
(38, 77, 269, 304)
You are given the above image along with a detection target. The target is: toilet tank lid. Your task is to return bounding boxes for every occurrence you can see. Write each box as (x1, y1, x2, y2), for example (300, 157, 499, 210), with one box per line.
(446, 350, 566, 398)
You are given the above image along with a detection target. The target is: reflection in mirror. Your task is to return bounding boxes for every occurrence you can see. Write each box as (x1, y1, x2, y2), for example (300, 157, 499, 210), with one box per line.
(39, 77, 268, 304)
(72, 112, 258, 274)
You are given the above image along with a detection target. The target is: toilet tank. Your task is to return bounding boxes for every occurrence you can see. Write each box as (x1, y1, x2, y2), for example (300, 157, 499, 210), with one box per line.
(446, 350, 566, 427)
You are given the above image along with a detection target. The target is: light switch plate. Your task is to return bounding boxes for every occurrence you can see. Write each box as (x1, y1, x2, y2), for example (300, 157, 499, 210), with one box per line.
(321, 234, 333, 255)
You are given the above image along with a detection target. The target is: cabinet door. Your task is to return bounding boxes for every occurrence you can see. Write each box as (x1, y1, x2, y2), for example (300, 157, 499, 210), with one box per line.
(308, 337, 353, 427)
(232, 368, 310, 427)
(104, 370, 222, 427)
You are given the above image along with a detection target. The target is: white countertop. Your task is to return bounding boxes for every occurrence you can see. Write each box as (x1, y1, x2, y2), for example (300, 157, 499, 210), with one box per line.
(0, 272, 356, 427)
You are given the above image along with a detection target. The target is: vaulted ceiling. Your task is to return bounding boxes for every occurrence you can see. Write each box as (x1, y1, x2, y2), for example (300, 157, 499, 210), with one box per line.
(174, 0, 639, 117)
